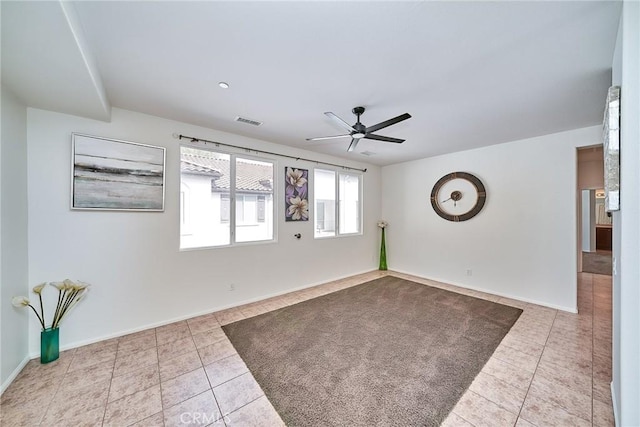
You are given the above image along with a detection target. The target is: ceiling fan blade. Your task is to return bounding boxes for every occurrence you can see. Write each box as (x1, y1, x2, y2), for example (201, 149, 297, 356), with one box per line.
(363, 134, 405, 144)
(347, 138, 359, 152)
(306, 134, 351, 141)
(325, 112, 356, 133)
(365, 113, 411, 134)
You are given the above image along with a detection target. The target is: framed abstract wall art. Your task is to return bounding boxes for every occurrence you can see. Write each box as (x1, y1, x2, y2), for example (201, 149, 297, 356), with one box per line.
(603, 86, 620, 212)
(71, 133, 166, 211)
(285, 167, 308, 221)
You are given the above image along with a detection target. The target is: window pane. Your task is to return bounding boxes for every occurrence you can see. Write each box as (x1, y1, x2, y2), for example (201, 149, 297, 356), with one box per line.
(257, 196, 266, 222)
(220, 194, 230, 223)
(180, 187, 188, 227)
(235, 195, 245, 223)
(339, 173, 360, 234)
(180, 147, 230, 248)
(237, 194, 258, 224)
(235, 157, 273, 243)
(314, 169, 336, 238)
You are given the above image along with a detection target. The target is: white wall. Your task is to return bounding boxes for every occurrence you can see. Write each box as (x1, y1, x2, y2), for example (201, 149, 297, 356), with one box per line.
(26, 107, 381, 354)
(611, 2, 640, 425)
(611, 12, 622, 425)
(382, 126, 602, 312)
(581, 190, 595, 253)
(1, 86, 30, 392)
(577, 150, 605, 190)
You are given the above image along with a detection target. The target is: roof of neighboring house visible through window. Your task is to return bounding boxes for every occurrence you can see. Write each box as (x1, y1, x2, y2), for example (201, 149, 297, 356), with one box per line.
(181, 149, 273, 193)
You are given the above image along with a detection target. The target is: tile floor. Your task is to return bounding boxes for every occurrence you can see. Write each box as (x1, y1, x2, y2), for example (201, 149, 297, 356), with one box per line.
(0, 271, 613, 426)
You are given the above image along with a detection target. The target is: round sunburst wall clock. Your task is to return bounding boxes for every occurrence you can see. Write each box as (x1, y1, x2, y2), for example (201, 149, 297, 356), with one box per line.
(430, 172, 486, 222)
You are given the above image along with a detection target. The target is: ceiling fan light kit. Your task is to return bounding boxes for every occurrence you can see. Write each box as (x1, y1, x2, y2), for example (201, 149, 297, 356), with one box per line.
(307, 106, 411, 152)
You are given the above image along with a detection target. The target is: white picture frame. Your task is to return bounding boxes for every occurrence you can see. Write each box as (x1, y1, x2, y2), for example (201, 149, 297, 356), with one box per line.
(71, 133, 166, 211)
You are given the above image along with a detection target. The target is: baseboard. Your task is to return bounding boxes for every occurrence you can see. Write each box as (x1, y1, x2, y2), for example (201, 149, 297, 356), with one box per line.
(0, 355, 30, 396)
(388, 269, 578, 313)
(29, 268, 379, 356)
(611, 381, 619, 427)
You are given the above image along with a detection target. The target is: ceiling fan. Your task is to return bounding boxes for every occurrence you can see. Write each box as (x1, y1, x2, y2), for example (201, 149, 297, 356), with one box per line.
(306, 106, 411, 152)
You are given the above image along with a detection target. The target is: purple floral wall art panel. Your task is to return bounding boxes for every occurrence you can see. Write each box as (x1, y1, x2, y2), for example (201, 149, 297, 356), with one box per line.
(285, 167, 309, 221)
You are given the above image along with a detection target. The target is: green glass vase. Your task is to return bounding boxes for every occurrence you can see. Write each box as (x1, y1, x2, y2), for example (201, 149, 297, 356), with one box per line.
(379, 228, 388, 271)
(40, 327, 60, 364)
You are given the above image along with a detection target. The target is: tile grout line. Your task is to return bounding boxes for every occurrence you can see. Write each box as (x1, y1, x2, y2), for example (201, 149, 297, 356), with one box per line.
(152, 329, 161, 416)
(450, 396, 480, 427)
(109, 331, 159, 425)
(512, 307, 557, 426)
(216, 392, 268, 427)
(108, 332, 158, 425)
(442, 305, 545, 425)
(37, 348, 78, 426)
(99, 356, 117, 427)
(193, 324, 228, 426)
(516, 273, 597, 425)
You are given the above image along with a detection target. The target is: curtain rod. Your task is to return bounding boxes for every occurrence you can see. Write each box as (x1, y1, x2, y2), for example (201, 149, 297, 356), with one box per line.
(173, 133, 367, 173)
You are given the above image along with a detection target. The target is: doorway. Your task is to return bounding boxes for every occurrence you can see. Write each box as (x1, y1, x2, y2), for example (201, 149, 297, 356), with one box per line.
(577, 146, 613, 276)
(582, 188, 613, 275)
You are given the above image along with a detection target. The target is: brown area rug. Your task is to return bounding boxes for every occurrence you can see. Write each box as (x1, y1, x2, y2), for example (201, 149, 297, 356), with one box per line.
(582, 251, 612, 275)
(222, 276, 522, 426)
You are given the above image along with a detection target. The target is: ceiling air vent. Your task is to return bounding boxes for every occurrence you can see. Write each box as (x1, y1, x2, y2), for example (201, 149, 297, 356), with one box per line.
(360, 151, 376, 156)
(235, 116, 263, 127)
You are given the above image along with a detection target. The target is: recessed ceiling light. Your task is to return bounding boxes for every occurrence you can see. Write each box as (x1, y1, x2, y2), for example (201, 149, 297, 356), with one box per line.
(218, 82, 230, 89)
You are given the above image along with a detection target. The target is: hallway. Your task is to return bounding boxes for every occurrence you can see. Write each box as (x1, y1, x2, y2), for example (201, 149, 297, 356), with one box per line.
(582, 251, 613, 276)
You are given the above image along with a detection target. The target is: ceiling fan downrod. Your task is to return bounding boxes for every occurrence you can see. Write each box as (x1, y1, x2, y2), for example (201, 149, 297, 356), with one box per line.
(351, 107, 367, 138)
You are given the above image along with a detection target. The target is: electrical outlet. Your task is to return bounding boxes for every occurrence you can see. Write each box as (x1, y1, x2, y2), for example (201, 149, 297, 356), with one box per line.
(229, 283, 235, 291)
(466, 269, 473, 276)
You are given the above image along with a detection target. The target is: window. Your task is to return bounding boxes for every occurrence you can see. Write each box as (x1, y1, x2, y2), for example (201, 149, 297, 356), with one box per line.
(236, 194, 258, 225)
(314, 168, 361, 238)
(180, 183, 191, 234)
(339, 173, 361, 234)
(238, 195, 265, 223)
(220, 194, 230, 223)
(180, 146, 274, 249)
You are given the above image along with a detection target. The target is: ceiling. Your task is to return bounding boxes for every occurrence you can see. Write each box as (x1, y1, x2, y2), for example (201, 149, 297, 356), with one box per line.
(2, 1, 621, 166)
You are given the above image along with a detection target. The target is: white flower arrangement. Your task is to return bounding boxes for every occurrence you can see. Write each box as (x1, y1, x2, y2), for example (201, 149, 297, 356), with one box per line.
(12, 279, 90, 330)
(377, 220, 388, 229)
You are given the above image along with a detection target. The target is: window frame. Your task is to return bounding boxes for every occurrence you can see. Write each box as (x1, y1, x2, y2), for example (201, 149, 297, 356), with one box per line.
(180, 182, 192, 236)
(179, 145, 277, 250)
(313, 167, 363, 239)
